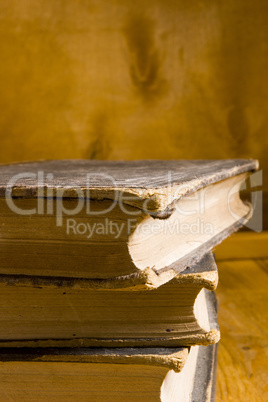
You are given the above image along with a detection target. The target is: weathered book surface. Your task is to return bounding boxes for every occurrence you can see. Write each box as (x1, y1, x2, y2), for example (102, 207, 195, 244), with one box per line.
(192, 343, 218, 402)
(0, 159, 258, 209)
(0, 253, 220, 348)
(0, 159, 258, 280)
(0, 344, 217, 401)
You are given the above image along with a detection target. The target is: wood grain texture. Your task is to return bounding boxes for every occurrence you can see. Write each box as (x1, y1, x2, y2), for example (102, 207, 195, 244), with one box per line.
(214, 231, 268, 260)
(216, 252, 268, 401)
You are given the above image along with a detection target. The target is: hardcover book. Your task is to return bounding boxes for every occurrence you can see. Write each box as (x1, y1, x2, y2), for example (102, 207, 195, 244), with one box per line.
(0, 159, 258, 283)
(0, 344, 218, 401)
(0, 253, 219, 348)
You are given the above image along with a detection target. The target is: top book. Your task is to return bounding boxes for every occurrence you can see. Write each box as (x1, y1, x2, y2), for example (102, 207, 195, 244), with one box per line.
(0, 159, 258, 283)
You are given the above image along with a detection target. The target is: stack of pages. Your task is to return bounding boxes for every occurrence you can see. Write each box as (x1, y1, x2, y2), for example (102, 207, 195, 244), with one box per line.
(0, 159, 258, 401)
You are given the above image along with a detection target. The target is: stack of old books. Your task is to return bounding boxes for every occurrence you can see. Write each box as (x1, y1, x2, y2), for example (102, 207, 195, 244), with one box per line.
(0, 159, 258, 401)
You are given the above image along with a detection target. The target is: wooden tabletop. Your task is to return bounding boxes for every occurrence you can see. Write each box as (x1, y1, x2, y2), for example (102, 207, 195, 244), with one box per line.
(215, 232, 268, 402)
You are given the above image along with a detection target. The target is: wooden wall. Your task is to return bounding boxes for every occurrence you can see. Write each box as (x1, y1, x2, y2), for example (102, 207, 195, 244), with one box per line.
(0, 0, 267, 224)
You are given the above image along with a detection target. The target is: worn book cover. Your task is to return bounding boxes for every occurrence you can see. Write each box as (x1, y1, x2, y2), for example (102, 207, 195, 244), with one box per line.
(0, 344, 217, 401)
(0, 159, 258, 283)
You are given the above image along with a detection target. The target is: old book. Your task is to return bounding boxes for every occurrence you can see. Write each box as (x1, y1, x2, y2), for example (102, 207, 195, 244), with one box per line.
(0, 159, 258, 282)
(0, 344, 217, 401)
(0, 253, 219, 348)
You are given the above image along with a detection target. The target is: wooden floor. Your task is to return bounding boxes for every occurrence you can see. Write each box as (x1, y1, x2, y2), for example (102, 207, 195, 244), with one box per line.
(215, 233, 268, 402)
